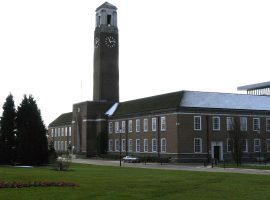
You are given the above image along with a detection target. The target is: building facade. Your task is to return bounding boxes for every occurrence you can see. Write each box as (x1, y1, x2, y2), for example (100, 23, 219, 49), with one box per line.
(48, 2, 270, 163)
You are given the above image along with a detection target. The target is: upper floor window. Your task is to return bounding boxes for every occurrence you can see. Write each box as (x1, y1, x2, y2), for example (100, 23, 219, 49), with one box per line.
(152, 118, 157, 131)
(51, 129, 54, 137)
(253, 118, 260, 131)
(65, 127, 68, 136)
(109, 122, 113, 134)
(240, 117, 247, 131)
(194, 116, 201, 131)
(121, 121, 126, 133)
(266, 118, 270, 132)
(143, 119, 148, 132)
(212, 116, 220, 131)
(115, 121, 119, 133)
(161, 117, 166, 131)
(136, 119, 140, 132)
(226, 117, 234, 131)
(69, 127, 71, 137)
(128, 120, 132, 133)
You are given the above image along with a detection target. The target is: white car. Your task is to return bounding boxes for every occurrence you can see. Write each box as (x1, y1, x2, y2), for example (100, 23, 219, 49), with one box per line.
(122, 156, 140, 163)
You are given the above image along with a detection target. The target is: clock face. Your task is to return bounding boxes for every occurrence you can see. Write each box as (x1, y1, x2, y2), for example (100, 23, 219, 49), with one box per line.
(94, 37, 100, 48)
(105, 36, 117, 48)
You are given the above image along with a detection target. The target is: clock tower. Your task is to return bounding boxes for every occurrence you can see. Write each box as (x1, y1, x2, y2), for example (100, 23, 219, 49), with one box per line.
(93, 2, 119, 102)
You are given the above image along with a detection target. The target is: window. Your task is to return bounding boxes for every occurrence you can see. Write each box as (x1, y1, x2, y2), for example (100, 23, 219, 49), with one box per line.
(136, 119, 140, 132)
(212, 117, 220, 131)
(69, 127, 71, 137)
(240, 117, 247, 131)
(241, 139, 248, 152)
(143, 119, 148, 132)
(65, 127, 68, 136)
(253, 118, 260, 131)
(108, 139, 113, 152)
(266, 118, 270, 132)
(58, 141, 60, 150)
(122, 139, 126, 152)
(226, 117, 234, 131)
(115, 139, 119, 152)
(144, 139, 148, 152)
(152, 139, 157, 152)
(194, 138, 202, 153)
(267, 139, 270, 152)
(227, 138, 233, 152)
(128, 120, 132, 133)
(161, 138, 166, 153)
(152, 118, 157, 131)
(115, 121, 119, 133)
(62, 128, 64, 136)
(58, 128, 61, 137)
(254, 139, 261, 152)
(54, 141, 57, 150)
(54, 128, 57, 137)
(194, 116, 201, 131)
(109, 122, 113, 134)
(65, 141, 67, 150)
(107, 14, 111, 26)
(136, 139, 140, 152)
(61, 141, 64, 151)
(121, 121, 126, 133)
(128, 139, 133, 152)
(161, 117, 166, 131)
(51, 129, 54, 137)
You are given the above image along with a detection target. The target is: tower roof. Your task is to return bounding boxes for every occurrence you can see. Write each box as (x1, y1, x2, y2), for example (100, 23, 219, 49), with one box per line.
(96, 2, 117, 11)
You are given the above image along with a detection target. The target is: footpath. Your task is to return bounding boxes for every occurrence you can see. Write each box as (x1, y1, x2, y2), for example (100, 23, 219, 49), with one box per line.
(72, 158, 270, 175)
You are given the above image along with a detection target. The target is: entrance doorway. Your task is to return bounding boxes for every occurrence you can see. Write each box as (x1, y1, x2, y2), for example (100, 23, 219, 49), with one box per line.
(211, 141, 223, 161)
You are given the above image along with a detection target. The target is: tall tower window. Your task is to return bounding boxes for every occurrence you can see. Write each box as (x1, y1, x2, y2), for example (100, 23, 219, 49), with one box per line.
(107, 15, 111, 26)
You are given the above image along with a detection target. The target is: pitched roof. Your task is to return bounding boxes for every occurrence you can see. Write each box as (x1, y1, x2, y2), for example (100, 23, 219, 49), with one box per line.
(113, 91, 183, 116)
(181, 91, 270, 111)
(49, 112, 72, 127)
(96, 2, 117, 11)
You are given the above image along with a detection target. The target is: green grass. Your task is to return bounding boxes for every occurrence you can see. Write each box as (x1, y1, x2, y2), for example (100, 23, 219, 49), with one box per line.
(0, 163, 270, 200)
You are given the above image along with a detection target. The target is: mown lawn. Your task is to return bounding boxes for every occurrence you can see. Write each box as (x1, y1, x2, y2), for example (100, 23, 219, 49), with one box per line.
(0, 163, 270, 200)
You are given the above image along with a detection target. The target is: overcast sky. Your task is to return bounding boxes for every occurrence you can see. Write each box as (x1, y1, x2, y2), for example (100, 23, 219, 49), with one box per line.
(1, 0, 270, 126)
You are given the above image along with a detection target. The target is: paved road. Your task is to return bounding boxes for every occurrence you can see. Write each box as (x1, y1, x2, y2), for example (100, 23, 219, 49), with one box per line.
(72, 158, 270, 175)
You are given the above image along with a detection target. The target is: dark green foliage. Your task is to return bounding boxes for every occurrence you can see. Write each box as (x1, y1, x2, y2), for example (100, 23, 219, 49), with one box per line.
(16, 95, 48, 165)
(0, 94, 17, 164)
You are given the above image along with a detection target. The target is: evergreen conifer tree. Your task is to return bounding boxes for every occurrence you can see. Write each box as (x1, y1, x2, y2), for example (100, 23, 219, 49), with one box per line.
(16, 95, 48, 165)
(0, 94, 16, 164)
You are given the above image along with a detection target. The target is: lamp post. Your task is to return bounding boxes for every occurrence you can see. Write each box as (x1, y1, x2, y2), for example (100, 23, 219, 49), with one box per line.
(119, 127, 122, 167)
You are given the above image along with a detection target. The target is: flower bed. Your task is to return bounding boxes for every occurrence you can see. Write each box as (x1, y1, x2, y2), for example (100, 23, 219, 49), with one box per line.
(0, 181, 79, 189)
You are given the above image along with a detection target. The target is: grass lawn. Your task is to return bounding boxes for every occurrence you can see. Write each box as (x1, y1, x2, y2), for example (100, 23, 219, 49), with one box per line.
(0, 163, 270, 200)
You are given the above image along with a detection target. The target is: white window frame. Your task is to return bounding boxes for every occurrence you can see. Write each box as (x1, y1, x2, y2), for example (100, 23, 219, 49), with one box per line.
(128, 120, 132, 133)
(128, 139, 133, 152)
(136, 139, 140, 152)
(65, 141, 67, 150)
(212, 116, 220, 131)
(267, 139, 270, 152)
(194, 138, 202, 153)
(58, 128, 61, 137)
(115, 121, 119, 133)
(69, 127, 72, 137)
(115, 139, 119, 152)
(143, 119, 148, 132)
(254, 139, 261, 152)
(108, 139, 113, 152)
(144, 139, 148, 152)
(121, 121, 126, 133)
(266, 118, 270, 132)
(152, 118, 157, 132)
(161, 117, 166, 131)
(226, 117, 234, 131)
(109, 122, 113, 134)
(51, 129, 54, 137)
(241, 139, 248, 153)
(253, 118, 260, 131)
(62, 127, 64, 136)
(161, 138, 166, 153)
(227, 138, 232, 152)
(152, 138, 157, 152)
(194, 116, 202, 131)
(122, 139, 126, 152)
(240, 117, 247, 131)
(136, 119, 140, 132)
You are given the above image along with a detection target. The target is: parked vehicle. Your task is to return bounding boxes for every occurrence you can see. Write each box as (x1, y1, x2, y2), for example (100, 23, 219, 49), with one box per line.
(122, 156, 140, 163)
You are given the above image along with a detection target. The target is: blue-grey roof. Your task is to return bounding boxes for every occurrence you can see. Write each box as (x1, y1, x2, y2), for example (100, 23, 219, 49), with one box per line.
(181, 91, 270, 111)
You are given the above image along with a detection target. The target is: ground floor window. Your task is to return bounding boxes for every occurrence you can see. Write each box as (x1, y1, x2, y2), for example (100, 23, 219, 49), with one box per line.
(227, 138, 232, 152)
(128, 139, 133, 152)
(115, 139, 119, 152)
(241, 139, 248, 152)
(161, 138, 166, 153)
(122, 139, 126, 152)
(144, 139, 148, 152)
(152, 139, 157, 152)
(194, 138, 202, 153)
(267, 139, 270, 152)
(254, 139, 261, 152)
(136, 139, 140, 152)
(108, 139, 113, 152)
